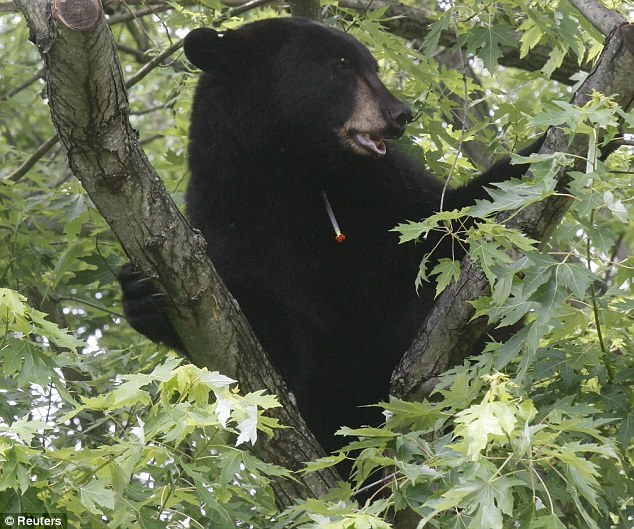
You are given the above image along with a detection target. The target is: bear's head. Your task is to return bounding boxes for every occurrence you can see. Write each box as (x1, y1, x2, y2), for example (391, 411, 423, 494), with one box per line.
(183, 18, 412, 160)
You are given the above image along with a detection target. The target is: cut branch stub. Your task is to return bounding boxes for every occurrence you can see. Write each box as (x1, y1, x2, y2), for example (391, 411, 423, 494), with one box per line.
(53, 0, 101, 31)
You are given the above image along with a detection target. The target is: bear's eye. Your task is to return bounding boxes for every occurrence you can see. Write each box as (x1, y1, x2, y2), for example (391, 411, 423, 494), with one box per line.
(337, 57, 352, 69)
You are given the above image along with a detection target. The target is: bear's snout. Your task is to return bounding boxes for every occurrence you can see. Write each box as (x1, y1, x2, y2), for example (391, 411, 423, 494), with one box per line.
(387, 102, 413, 135)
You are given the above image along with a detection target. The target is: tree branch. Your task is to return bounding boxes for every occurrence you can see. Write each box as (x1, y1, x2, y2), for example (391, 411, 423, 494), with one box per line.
(392, 21, 634, 402)
(337, 0, 592, 85)
(288, 0, 322, 21)
(568, 0, 627, 36)
(15, 0, 340, 505)
(0, 67, 45, 102)
(3, 134, 59, 183)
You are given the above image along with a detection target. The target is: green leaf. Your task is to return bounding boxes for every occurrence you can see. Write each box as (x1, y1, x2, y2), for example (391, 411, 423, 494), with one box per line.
(470, 239, 512, 285)
(518, 18, 544, 58)
(419, 486, 475, 525)
(555, 261, 592, 299)
(421, 11, 450, 56)
(453, 402, 517, 460)
(415, 254, 431, 293)
(29, 308, 85, 351)
(469, 176, 555, 218)
(472, 502, 503, 529)
(73, 252, 120, 286)
(0, 288, 27, 317)
(78, 479, 116, 515)
(429, 258, 461, 297)
(235, 404, 258, 446)
(616, 413, 634, 449)
(528, 514, 567, 529)
(391, 220, 426, 243)
(301, 452, 347, 473)
(5, 417, 50, 445)
(82, 376, 152, 410)
(138, 508, 169, 529)
(391, 208, 467, 244)
(603, 190, 628, 222)
(458, 24, 517, 72)
(218, 450, 244, 488)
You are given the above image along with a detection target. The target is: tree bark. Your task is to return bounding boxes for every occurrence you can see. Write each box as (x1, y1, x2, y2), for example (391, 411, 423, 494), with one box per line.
(288, 0, 322, 21)
(15, 0, 340, 506)
(391, 21, 634, 402)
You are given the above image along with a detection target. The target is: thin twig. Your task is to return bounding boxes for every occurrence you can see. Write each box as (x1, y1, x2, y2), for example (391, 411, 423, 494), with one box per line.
(117, 43, 152, 63)
(586, 209, 613, 382)
(124, 39, 183, 88)
(225, 0, 276, 18)
(3, 135, 59, 182)
(56, 296, 124, 318)
(0, 67, 45, 102)
(439, 11, 470, 212)
(350, 471, 398, 498)
(106, 4, 172, 25)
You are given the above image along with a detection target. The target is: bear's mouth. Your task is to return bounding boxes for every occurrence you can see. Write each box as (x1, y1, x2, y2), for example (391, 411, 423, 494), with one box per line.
(353, 131, 386, 156)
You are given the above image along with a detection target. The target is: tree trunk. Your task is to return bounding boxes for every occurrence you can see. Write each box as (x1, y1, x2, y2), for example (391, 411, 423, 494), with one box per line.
(392, 19, 634, 402)
(15, 0, 340, 506)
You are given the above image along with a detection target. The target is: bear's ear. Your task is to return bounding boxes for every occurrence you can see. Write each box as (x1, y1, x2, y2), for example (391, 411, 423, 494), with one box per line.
(184, 27, 243, 73)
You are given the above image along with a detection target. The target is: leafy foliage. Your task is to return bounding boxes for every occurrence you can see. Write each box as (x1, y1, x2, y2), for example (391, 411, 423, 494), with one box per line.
(1, 0, 633, 528)
(0, 290, 287, 528)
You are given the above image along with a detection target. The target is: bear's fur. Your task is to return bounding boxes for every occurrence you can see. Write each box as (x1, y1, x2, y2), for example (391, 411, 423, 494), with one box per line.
(120, 17, 542, 455)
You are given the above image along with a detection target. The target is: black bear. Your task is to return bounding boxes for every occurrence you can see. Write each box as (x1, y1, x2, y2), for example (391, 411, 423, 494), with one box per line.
(120, 17, 542, 456)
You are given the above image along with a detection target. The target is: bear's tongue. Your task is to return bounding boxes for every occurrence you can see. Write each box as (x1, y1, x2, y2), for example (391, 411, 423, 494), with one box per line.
(355, 132, 386, 156)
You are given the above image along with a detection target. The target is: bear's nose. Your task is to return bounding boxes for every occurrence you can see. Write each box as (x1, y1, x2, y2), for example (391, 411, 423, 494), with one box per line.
(389, 105, 413, 130)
